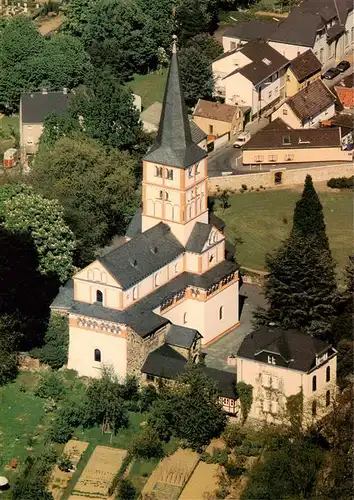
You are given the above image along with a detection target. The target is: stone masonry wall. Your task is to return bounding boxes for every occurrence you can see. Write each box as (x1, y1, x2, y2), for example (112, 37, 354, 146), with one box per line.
(126, 326, 166, 378)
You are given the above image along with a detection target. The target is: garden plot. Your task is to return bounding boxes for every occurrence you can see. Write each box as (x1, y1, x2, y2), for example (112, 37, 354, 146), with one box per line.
(48, 440, 89, 500)
(142, 448, 199, 500)
(180, 461, 220, 500)
(72, 445, 127, 497)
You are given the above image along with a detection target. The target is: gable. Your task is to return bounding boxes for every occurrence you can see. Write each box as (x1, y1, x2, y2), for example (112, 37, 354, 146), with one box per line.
(201, 226, 224, 252)
(185, 223, 224, 254)
(74, 261, 122, 288)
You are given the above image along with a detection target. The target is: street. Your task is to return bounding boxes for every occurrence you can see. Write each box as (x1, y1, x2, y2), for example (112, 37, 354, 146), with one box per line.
(208, 143, 242, 177)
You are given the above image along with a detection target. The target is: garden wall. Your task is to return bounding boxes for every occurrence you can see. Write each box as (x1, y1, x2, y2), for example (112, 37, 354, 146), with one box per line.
(208, 163, 354, 194)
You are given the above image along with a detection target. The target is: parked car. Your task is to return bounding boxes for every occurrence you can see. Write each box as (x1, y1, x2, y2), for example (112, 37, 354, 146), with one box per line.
(233, 131, 251, 147)
(336, 60, 350, 73)
(322, 67, 341, 79)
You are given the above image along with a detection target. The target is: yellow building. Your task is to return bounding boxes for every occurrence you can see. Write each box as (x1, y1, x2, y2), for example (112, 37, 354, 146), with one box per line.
(286, 49, 322, 97)
(192, 99, 244, 140)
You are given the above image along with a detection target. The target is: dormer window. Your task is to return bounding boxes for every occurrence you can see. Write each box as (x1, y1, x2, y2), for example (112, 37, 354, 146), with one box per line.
(267, 355, 276, 365)
(166, 169, 173, 180)
(155, 166, 163, 177)
(282, 135, 291, 145)
(316, 352, 328, 366)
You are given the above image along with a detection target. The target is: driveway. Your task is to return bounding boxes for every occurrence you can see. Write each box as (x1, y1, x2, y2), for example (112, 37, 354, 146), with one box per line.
(204, 283, 266, 371)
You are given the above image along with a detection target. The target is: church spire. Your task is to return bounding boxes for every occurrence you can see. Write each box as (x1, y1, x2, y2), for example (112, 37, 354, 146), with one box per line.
(144, 36, 207, 169)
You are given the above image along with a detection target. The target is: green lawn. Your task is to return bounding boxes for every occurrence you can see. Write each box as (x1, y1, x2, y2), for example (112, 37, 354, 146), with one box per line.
(215, 190, 353, 281)
(129, 70, 167, 109)
(0, 115, 19, 137)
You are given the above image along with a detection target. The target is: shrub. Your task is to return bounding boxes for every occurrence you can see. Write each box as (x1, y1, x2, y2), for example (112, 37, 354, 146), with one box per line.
(57, 453, 73, 472)
(108, 453, 132, 496)
(219, 190, 230, 211)
(327, 176, 353, 189)
(236, 382, 253, 423)
(35, 372, 66, 401)
(31, 313, 69, 369)
(50, 405, 82, 443)
(139, 384, 158, 411)
(116, 478, 136, 500)
(241, 184, 248, 191)
(131, 426, 163, 459)
(222, 423, 245, 449)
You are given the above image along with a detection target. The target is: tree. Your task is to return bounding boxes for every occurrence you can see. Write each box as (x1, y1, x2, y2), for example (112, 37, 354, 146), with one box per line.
(0, 315, 19, 386)
(176, 0, 212, 45)
(38, 113, 80, 151)
(256, 177, 337, 339)
(31, 313, 69, 369)
(149, 364, 226, 450)
(131, 426, 164, 459)
(179, 46, 214, 107)
(70, 72, 144, 151)
(3, 190, 75, 283)
(31, 136, 138, 265)
(116, 478, 136, 500)
(83, 366, 129, 434)
(187, 33, 223, 61)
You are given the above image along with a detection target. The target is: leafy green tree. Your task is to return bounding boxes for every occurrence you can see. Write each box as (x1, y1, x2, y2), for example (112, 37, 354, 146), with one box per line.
(176, 0, 212, 44)
(61, 0, 96, 38)
(179, 45, 214, 107)
(31, 313, 69, 369)
(31, 136, 138, 265)
(70, 72, 143, 151)
(50, 404, 83, 443)
(38, 112, 80, 151)
(3, 191, 75, 283)
(0, 315, 19, 386)
(139, 384, 158, 411)
(131, 426, 164, 459)
(257, 177, 337, 340)
(187, 33, 223, 61)
(137, 0, 175, 50)
(35, 371, 66, 401)
(115, 478, 136, 500)
(0, 15, 43, 68)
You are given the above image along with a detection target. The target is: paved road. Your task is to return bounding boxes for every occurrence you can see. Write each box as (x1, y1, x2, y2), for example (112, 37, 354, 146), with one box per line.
(208, 144, 242, 177)
(204, 284, 266, 372)
(324, 59, 353, 89)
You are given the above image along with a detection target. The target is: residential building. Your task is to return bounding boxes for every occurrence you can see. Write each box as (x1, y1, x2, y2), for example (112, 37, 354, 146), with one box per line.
(141, 326, 239, 415)
(236, 326, 337, 424)
(141, 101, 207, 151)
(334, 72, 354, 108)
(268, 0, 354, 68)
(51, 41, 240, 381)
(321, 113, 354, 148)
(242, 119, 352, 164)
(20, 89, 70, 155)
(212, 41, 289, 120)
(192, 99, 244, 140)
(272, 79, 336, 128)
(222, 20, 279, 52)
(286, 49, 322, 97)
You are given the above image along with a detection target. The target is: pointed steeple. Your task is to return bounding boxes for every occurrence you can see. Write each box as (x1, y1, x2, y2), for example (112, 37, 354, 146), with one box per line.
(144, 36, 207, 169)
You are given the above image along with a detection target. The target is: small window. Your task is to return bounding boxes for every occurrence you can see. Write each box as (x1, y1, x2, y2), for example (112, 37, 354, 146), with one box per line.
(275, 86, 278, 94)
(209, 254, 214, 263)
(326, 366, 330, 382)
(275, 171, 283, 184)
(255, 155, 264, 162)
(268, 154, 277, 162)
(27, 137, 33, 145)
(166, 169, 173, 180)
(154, 273, 159, 287)
(132, 286, 138, 300)
(165, 192, 169, 201)
(195, 161, 200, 174)
(159, 190, 163, 199)
(147, 374, 155, 382)
(188, 166, 193, 178)
(283, 108, 288, 115)
(96, 290, 103, 304)
(312, 375, 317, 392)
(223, 398, 229, 405)
(155, 166, 163, 177)
(268, 90, 272, 99)
(174, 263, 179, 274)
(209, 124, 214, 134)
(183, 312, 187, 324)
(282, 135, 291, 145)
(286, 74, 291, 82)
(94, 349, 101, 362)
(219, 306, 223, 320)
(326, 390, 330, 407)
(312, 400, 317, 417)
(284, 154, 294, 161)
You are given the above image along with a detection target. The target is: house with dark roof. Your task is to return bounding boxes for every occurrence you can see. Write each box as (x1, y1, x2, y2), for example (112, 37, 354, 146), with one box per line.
(272, 79, 336, 128)
(242, 119, 352, 164)
(334, 71, 354, 108)
(222, 20, 279, 52)
(140, 102, 207, 151)
(286, 50, 322, 97)
(321, 112, 354, 148)
(20, 89, 70, 155)
(192, 99, 244, 140)
(212, 41, 289, 120)
(52, 40, 240, 384)
(236, 326, 337, 423)
(268, 0, 353, 68)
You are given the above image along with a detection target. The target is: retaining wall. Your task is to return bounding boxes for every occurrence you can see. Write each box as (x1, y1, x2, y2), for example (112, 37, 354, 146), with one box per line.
(208, 163, 353, 193)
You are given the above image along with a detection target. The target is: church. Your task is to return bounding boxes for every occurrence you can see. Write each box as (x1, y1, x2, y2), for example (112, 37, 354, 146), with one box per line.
(51, 40, 240, 384)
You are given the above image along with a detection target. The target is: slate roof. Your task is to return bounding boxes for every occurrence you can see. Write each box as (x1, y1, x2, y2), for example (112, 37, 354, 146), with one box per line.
(21, 91, 70, 124)
(193, 100, 239, 123)
(203, 367, 238, 399)
(286, 79, 336, 122)
(53, 260, 237, 337)
(327, 23, 345, 42)
(99, 222, 184, 290)
(144, 42, 207, 169)
(225, 41, 289, 86)
(289, 50, 322, 82)
(165, 324, 199, 349)
(125, 208, 142, 239)
(209, 212, 225, 232)
(237, 326, 333, 372)
(328, 113, 354, 131)
(265, 118, 293, 131)
(189, 117, 207, 144)
(223, 20, 278, 42)
(243, 126, 341, 150)
(185, 223, 215, 253)
(337, 72, 354, 88)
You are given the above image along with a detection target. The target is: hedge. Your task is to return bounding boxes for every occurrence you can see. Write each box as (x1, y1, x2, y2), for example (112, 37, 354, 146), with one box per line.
(327, 176, 353, 189)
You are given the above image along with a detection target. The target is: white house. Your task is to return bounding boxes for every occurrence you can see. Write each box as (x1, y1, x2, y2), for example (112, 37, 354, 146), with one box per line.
(271, 79, 336, 128)
(212, 41, 289, 120)
(268, 0, 354, 68)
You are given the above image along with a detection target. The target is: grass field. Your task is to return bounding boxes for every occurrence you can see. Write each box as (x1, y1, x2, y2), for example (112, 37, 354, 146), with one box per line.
(129, 70, 167, 109)
(214, 190, 353, 281)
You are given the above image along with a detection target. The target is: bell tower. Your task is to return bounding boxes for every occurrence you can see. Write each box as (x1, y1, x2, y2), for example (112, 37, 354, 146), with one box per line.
(141, 37, 209, 246)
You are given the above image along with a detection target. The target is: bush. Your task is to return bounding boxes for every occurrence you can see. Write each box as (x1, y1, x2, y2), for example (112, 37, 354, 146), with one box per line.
(241, 184, 248, 191)
(108, 453, 132, 496)
(50, 405, 82, 443)
(222, 423, 245, 449)
(327, 176, 353, 189)
(57, 453, 73, 472)
(139, 384, 158, 412)
(35, 372, 66, 401)
(116, 478, 136, 500)
(131, 426, 163, 459)
(201, 448, 229, 466)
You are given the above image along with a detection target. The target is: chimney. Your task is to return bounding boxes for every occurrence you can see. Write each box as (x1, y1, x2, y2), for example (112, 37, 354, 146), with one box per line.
(42, 88, 48, 95)
(63, 87, 68, 95)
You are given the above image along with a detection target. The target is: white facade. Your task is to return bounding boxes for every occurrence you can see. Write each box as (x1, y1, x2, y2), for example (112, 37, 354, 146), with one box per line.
(272, 101, 336, 128)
